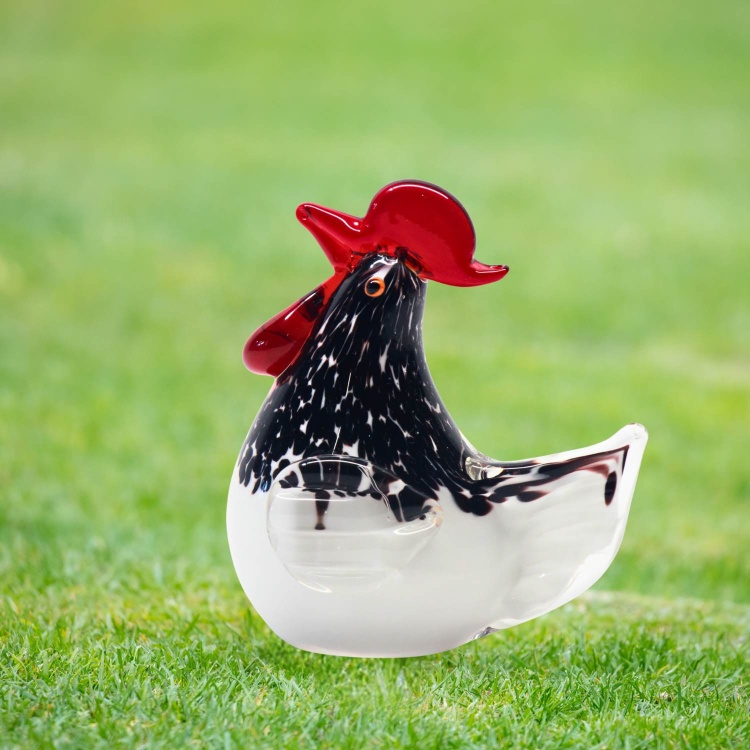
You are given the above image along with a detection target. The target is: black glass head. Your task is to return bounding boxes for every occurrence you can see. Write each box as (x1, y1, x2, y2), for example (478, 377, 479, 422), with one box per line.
(308, 255, 427, 357)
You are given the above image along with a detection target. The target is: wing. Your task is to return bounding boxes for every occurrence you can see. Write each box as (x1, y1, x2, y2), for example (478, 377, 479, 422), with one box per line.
(475, 423, 648, 630)
(266, 455, 443, 594)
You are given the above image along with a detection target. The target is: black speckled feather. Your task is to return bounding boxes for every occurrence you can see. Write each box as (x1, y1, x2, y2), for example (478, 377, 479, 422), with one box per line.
(238, 255, 626, 525)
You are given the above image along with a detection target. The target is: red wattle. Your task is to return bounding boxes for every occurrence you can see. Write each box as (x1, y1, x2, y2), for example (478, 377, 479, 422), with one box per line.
(243, 271, 346, 377)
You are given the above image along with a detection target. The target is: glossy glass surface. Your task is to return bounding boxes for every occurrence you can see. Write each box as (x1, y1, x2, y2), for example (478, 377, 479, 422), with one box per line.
(228, 181, 648, 657)
(267, 456, 443, 594)
(243, 180, 508, 377)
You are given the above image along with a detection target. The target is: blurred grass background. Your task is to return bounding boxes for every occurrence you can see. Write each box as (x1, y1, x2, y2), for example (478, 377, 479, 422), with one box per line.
(1, 0, 749, 746)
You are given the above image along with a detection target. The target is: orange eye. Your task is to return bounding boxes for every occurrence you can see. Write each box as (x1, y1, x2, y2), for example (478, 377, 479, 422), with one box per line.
(364, 276, 386, 297)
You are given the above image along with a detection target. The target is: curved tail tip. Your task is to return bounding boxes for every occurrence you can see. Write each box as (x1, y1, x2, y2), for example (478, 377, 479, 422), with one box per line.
(627, 423, 649, 442)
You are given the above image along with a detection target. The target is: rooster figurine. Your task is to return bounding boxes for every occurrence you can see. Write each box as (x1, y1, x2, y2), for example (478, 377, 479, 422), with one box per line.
(227, 180, 647, 657)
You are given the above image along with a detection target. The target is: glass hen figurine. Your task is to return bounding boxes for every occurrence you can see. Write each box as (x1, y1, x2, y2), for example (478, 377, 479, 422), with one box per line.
(227, 181, 648, 657)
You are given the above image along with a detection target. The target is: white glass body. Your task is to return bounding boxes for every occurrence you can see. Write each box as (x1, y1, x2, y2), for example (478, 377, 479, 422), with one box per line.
(227, 423, 647, 657)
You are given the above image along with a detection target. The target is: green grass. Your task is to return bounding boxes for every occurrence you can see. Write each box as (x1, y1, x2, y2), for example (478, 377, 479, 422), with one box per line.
(1, 0, 748, 746)
(2, 587, 748, 748)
